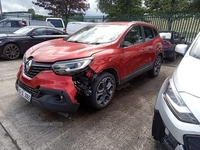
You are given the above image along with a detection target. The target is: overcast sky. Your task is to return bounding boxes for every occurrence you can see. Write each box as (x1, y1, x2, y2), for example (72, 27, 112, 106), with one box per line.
(1, 0, 103, 16)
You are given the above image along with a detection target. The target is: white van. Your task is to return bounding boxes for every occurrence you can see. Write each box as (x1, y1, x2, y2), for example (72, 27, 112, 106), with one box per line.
(66, 22, 93, 34)
(46, 18, 65, 32)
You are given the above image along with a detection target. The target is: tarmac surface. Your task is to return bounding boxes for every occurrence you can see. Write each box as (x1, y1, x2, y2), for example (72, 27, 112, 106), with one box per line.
(0, 56, 182, 150)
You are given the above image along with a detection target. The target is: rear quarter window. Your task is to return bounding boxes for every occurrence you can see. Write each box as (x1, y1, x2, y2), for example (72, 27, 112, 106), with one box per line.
(153, 29, 158, 37)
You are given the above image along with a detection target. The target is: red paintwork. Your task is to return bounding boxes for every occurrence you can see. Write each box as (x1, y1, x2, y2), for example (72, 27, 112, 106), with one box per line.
(26, 38, 112, 62)
(18, 21, 164, 105)
(17, 66, 78, 104)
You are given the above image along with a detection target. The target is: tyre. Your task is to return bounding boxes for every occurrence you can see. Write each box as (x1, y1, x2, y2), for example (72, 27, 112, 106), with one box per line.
(3, 43, 20, 60)
(87, 72, 116, 110)
(148, 55, 162, 77)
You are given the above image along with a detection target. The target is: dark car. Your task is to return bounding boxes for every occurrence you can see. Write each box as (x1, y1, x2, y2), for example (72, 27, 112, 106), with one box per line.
(0, 26, 69, 60)
(16, 21, 164, 113)
(159, 31, 185, 60)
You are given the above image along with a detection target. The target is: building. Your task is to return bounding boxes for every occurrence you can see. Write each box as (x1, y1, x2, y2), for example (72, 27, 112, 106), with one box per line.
(2, 11, 32, 20)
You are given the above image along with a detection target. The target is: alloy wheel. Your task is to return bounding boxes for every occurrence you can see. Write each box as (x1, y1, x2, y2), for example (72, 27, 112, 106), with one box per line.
(4, 44, 20, 60)
(95, 76, 115, 107)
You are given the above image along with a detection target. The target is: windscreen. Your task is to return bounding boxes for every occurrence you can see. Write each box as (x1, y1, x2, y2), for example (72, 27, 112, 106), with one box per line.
(67, 24, 128, 44)
(14, 26, 34, 35)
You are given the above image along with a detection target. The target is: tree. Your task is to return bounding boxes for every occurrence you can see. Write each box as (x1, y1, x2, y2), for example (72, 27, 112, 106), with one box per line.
(189, 0, 200, 12)
(28, 8, 36, 16)
(32, 0, 90, 22)
(144, 0, 190, 13)
(144, 0, 191, 30)
(96, 0, 145, 17)
(28, 8, 46, 20)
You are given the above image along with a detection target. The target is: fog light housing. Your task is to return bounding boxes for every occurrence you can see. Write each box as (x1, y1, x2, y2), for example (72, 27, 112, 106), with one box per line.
(53, 94, 64, 102)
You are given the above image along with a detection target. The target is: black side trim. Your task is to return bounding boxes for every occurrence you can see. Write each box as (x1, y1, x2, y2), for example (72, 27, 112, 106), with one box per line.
(152, 110, 165, 142)
(120, 62, 153, 85)
(16, 79, 79, 113)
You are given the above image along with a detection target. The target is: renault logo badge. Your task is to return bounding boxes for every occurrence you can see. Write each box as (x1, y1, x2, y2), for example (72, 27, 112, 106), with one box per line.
(25, 59, 33, 72)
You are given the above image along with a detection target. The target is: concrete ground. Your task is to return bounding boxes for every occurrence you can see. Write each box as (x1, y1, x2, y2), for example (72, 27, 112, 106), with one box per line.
(0, 56, 182, 150)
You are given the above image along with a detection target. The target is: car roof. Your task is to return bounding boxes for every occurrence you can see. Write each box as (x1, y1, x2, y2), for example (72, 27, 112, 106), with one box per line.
(46, 18, 63, 20)
(0, 18, 27, 21)
(22, 26, 58, 29)
(92, 21, 155, 27)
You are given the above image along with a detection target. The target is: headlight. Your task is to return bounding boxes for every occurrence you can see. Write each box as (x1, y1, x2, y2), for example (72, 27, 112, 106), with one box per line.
(163, 78, 199, 124)
(52, 57, 93, 76)
(23, 55, 27, 64)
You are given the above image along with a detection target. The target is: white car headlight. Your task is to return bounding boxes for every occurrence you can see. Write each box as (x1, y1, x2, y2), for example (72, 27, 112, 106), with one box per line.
(52, 57, 93, 76)
(163, 78, 199, 124)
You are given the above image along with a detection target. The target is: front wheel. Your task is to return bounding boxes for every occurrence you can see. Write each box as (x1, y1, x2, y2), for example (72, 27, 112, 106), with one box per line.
(87, 72, 116, 110)
(3, 43, 20, 60)
(148, 55, 162, 77)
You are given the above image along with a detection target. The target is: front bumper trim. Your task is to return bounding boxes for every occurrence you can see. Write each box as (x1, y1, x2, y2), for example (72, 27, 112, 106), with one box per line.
(16, 79, 80, 113)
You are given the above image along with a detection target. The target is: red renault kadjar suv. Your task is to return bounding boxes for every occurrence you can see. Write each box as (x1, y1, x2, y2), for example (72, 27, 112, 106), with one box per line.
(16, 21, 164, 113)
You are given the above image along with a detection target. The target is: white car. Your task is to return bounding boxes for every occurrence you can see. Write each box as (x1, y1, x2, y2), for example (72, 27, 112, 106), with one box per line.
(66, 22, 93, 34)
(152, 32, 200, 150)
(46, 18, 65, 32)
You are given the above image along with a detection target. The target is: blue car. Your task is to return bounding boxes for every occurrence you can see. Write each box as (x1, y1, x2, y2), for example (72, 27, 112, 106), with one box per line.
(159, 31, 185, 61)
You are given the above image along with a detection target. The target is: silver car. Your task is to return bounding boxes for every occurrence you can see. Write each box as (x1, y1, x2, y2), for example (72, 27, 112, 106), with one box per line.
(152, 33, 200, 150)
(0, 18, 54, 34)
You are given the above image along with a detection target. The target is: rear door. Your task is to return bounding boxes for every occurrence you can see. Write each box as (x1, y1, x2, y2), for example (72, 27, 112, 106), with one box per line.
(142, 26, 157, 63)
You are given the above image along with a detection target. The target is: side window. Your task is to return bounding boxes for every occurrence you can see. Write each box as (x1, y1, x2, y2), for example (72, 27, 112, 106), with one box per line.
(144, 26, 154, 41)
(46, 29, 62, 35)
(11, 21, 20, 27)
(123, 26, 142, 47)
(32, 28, 46, 36)
(47, 19, 63, 28)
(4, 21, 11, 27)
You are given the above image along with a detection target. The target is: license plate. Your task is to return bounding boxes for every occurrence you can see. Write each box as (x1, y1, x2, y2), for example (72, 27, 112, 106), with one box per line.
(17, 86, 31, 102)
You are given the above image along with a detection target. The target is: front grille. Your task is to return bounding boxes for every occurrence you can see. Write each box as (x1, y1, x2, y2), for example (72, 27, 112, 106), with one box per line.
(184, 135, 200, 150)
(17, 80, 43, 98)
(24, 61, 52, 78)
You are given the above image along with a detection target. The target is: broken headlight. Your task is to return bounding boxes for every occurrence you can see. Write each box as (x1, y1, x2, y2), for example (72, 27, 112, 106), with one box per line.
(52, 57, 93, 76)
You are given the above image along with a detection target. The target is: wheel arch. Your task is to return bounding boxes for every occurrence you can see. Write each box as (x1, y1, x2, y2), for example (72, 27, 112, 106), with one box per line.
(3, 42, 21, 52)
(158, 52, 164, 62)
(101, 68, 120, 86)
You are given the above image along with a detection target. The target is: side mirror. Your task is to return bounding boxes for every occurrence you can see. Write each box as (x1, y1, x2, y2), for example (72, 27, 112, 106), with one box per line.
(120, 40, 133, 48)
(175, 44, 188, 56)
